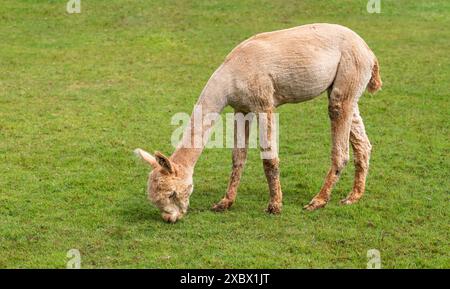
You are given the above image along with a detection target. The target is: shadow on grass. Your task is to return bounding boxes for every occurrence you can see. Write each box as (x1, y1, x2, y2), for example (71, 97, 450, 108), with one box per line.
(116, 193, 161, 224)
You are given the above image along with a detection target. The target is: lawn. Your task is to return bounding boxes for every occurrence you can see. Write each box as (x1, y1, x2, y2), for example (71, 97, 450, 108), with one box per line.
(0, 0, 448, 268)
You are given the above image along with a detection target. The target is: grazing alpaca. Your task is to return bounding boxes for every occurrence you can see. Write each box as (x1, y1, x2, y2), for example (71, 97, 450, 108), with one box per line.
(135, 23, 382, 223)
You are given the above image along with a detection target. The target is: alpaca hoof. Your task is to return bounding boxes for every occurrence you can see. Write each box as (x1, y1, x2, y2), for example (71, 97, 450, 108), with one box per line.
(340, 194, 362, 205)
(212, 200, 232, 212)
(303, 198, 328, 211)
(266, 203, 282, 214)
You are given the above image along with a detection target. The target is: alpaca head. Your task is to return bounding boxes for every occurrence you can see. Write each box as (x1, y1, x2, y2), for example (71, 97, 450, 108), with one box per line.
(134, 148, 193, 223)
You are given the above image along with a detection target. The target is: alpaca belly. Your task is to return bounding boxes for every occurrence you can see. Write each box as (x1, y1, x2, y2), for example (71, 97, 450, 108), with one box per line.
(272, 59, 339, 106)
(273, 81, 327, 106)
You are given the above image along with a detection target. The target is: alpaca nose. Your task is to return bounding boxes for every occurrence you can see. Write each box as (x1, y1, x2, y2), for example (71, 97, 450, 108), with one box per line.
(161, 212, 181, 223)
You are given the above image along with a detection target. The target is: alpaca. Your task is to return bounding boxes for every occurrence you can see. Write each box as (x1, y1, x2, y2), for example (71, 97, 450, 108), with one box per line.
(135, 23, 382, 223)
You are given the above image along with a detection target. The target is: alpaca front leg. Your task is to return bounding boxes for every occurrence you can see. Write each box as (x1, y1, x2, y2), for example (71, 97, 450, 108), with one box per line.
(263, 158, 283, 214)
(213, 111, 253, 212)
(212, 147, 248, 212)
(260, 110, 282, 214)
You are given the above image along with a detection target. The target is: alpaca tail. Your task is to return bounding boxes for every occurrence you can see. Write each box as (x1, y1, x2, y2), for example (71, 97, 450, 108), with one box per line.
(367, 58, 382, 94)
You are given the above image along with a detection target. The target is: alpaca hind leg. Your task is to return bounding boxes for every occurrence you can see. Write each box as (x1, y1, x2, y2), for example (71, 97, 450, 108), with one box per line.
(341, 105, 372, 205)
(304, 60, 370, 211)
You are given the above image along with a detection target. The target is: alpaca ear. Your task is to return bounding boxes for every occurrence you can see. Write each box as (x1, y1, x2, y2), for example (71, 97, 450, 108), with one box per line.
(154, 151, 174, 174)
(134, 148, 158, 168)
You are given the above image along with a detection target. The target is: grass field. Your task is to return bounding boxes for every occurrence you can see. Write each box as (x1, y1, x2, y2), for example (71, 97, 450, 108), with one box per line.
(0, 0, 449, 268)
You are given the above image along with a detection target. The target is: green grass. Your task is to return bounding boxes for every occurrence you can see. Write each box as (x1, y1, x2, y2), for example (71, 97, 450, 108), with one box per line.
(0, 0, 449, 268)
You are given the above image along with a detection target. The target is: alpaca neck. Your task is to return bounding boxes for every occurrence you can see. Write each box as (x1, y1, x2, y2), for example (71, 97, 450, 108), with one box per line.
(171, 66, 230, 171)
